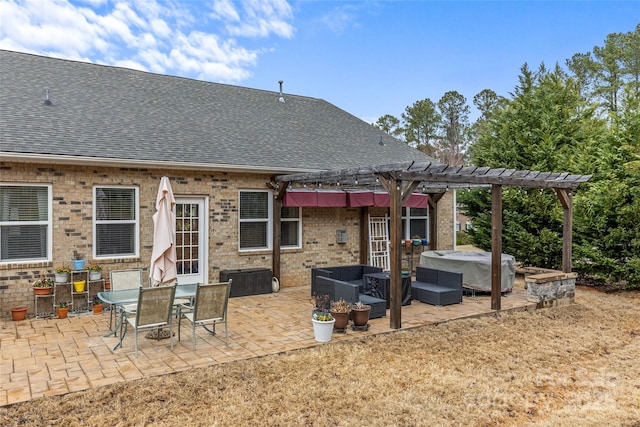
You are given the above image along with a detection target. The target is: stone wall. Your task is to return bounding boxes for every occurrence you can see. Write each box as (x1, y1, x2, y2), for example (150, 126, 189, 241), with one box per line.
(525, 272, 577, 308)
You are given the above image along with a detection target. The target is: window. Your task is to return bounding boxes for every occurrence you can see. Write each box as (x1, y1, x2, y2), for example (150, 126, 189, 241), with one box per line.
(239, 190, 271, 250)
(281, 206, 301, 249)
(401, 207, 429, 240)
(94, 186, 138, 258)
(0, 184, 52, 262)
(239, 190, 302, 251)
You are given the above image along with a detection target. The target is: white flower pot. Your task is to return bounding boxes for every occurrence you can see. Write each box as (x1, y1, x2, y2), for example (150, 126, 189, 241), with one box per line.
(312, 318, 336, 342)
(89, 271, 102, 281)
(55, 273, 69, 283)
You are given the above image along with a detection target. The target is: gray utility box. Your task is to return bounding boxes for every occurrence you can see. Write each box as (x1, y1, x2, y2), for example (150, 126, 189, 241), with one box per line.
(220, 268, 272, 298)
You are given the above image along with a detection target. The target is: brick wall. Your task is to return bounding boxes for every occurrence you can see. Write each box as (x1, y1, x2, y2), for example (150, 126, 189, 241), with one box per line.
(0, 162, 454, 317)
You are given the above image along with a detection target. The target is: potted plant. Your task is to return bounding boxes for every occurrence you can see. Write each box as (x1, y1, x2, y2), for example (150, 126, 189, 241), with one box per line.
(85, 262, 102, 281)
(330, 298, 351, 330)
(32, 276, 54, 295)
(73, 279, 86, 293)
(311, 294, 335, 342)
(351, 301, 371, 328)
(55, 301, 69, 319)
(92, 296, 104, 315)
(411, 235, 422, 246)
(55, 264, 71, 283)
(72, 251, 85, 271)
(10, 306, 27, 321)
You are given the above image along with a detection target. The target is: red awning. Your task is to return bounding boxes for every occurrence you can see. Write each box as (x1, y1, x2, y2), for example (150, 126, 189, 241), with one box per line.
(404, 193, 429, 208)
(347, 191, 374, 207)
(373, 192, 429, 208)
(317, 190, 347, 207)
(283, 190, 317, 207)
(284, 190, 428, 208)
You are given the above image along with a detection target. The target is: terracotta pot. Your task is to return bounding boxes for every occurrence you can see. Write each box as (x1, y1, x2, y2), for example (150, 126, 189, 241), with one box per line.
(93, 303, 104, 315)
(33, 286, 53, 295)
(351, 306, 371, 327)
(331, 310, 350, 330)
(56, 307, 69, 319)
(11, 306, 27, 321)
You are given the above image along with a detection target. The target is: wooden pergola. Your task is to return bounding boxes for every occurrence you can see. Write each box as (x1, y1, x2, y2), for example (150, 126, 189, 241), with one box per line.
(272, 161, 591, 329)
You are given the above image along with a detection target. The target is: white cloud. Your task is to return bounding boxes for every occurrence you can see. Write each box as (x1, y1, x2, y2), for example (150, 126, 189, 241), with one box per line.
(211, 0, 240, 22)
(223, 0, 294, 38)
(0, 0, 296, 84)
(150, 18, 171, 39)
(321, 4, 359, 34)
(0, 0, 105, 56)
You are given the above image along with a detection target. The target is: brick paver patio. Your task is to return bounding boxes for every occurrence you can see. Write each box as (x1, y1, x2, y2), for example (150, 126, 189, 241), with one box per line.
(0, 285, 534, 406)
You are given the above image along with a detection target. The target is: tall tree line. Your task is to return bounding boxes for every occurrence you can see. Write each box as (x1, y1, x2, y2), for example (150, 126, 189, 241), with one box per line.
(375, 24, 640, 288)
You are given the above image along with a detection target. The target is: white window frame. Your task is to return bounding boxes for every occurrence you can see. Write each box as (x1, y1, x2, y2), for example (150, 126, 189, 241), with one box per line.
(93, 186, 139, 259)
(281, 206, 302, 249)
(0, 183, 52, 264)
(239, 189, 273, 252)
(401, 207, 429, 241)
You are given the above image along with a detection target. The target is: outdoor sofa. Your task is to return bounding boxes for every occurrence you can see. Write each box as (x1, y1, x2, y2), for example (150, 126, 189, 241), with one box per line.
(411, 266, 463, 306)
(310, 265, 387, 319)
(311, 264, 383, 297)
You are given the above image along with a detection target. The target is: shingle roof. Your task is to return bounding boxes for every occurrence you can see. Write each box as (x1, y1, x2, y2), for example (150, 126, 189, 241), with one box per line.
(0, 50, 431, 173)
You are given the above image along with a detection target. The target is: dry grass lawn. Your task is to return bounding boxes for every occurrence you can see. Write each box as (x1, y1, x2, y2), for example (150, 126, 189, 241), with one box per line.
(1, 285, 639, 426)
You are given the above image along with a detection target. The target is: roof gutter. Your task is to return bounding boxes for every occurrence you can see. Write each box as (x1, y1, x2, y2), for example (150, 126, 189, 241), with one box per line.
(0, 152, 322, 175)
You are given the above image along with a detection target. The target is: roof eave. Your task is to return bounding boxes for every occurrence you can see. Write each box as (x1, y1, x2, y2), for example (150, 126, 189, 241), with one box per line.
(0, 152, 323, 175)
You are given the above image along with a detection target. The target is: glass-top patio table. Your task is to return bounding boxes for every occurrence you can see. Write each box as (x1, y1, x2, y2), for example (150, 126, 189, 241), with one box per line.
(98, 283, 197, 350)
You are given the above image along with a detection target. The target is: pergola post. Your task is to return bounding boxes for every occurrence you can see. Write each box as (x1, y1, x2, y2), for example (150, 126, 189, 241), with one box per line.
(359, 207, 369, 265)
(379, 175, 403, 329)
(491, 184, 502, 311)
(272, 182, 288, 282)
(556, 188, 573, 273)
(427, 193, 444, 250)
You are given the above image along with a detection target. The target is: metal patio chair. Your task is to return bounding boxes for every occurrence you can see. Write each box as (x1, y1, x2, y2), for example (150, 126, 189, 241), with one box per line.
(177, 280, 232, 349)
(121, 284, 177, 356)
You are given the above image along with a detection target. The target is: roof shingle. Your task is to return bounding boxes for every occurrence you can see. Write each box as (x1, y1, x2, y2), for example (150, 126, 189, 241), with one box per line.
(0, 50, 431, 172)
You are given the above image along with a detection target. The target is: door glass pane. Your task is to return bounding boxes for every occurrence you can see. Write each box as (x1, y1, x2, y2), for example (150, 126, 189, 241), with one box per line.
(176, 203, 199, 275)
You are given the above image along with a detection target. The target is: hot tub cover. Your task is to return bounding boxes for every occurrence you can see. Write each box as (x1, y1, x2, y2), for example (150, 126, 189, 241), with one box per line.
(419, 250, 515, 292)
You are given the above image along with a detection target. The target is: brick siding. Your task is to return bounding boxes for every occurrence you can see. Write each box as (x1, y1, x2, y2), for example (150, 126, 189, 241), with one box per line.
(0, 162, 454, 316)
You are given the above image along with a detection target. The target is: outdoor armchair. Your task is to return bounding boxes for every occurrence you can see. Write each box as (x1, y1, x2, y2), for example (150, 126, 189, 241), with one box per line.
(122, 284, 177, 356)
(177, 280, 232, 349)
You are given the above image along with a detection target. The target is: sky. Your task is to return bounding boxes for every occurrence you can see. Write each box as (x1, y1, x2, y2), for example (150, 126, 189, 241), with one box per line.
(1, 0, 638, 123)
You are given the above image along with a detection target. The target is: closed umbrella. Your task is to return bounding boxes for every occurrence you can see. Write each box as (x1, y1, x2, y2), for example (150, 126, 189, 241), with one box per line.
(150, 176, 177, 286)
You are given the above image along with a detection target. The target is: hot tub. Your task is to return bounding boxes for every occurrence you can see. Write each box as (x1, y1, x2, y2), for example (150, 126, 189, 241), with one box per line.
(419, 250, 515, 293)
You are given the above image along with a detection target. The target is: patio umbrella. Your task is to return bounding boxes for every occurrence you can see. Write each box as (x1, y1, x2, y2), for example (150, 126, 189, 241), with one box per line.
(150, 176, 177, 286)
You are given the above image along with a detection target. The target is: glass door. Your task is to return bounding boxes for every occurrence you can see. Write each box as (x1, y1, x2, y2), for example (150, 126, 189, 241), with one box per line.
(175, 197, 207, 285)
